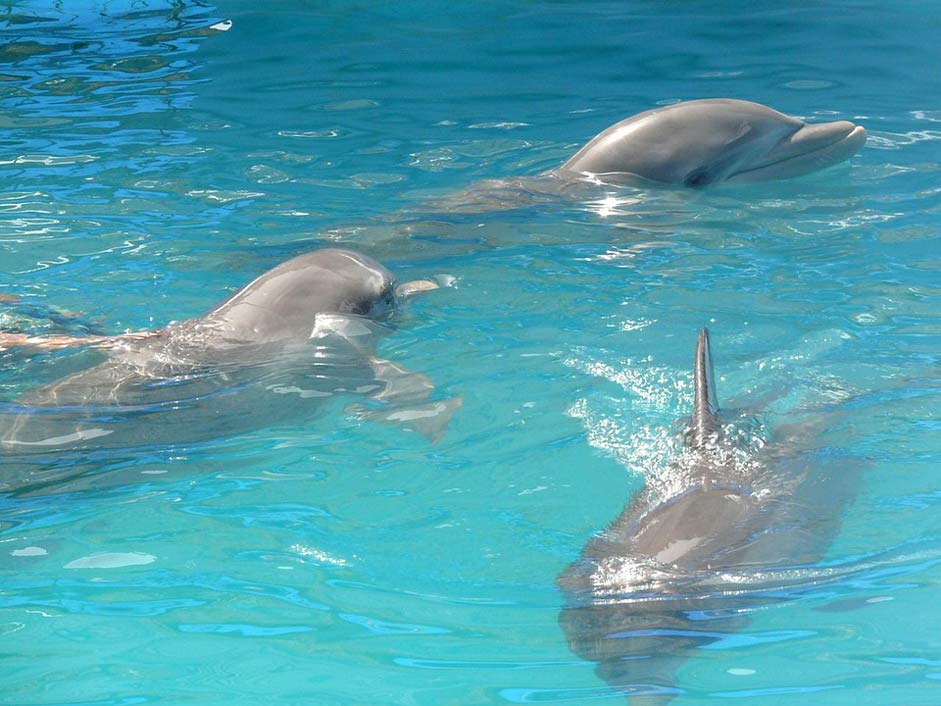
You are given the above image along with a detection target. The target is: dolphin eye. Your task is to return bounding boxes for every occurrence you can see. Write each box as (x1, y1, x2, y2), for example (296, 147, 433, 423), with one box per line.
(684, 168, 713, 187)
(365, 287, 394, 318)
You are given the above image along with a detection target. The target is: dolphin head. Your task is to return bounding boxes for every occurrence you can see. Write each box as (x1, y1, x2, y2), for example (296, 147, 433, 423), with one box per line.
(204, 249, 396, 343)
(315, 249, 396, 318)
(558, 99, 866, 186)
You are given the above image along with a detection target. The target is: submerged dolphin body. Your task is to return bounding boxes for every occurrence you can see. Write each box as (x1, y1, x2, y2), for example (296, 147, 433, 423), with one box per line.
(0, 249, 458, 492)
(558, 329, 857, 705)
(556, 99, 867, 186)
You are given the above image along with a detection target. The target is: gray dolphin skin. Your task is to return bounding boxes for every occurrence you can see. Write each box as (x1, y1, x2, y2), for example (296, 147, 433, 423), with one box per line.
(0, 248, 458, 492)
(557, 99, 867, 186)
(558, 329, 858, 705)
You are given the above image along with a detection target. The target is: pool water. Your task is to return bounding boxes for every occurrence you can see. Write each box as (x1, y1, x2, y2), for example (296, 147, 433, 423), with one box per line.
(1, 1, 940, 704)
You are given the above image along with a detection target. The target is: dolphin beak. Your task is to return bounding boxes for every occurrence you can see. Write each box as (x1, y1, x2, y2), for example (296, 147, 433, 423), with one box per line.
(729, 120, 867, 182)
(395, 279, 439, 298)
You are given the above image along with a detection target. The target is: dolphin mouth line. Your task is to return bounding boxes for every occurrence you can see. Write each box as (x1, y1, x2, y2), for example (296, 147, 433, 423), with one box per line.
(729, 124, 866, 179)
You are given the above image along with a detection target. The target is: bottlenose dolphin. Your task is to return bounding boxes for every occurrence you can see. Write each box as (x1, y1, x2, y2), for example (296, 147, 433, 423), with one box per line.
(558, 329, 858, 705)
(406, 99, 866, 216)
(557, 99, 867, 186)
(0, 249, 458, 492)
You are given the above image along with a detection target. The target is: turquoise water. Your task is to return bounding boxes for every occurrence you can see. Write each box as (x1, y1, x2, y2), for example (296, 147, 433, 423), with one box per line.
(2, 1, 940, 704)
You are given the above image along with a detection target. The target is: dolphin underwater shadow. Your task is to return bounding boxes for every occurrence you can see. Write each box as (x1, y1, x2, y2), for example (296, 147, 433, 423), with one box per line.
(0, 248, 460, 493)
(557, 329, 860, 705)
(415, 98, 867, 215)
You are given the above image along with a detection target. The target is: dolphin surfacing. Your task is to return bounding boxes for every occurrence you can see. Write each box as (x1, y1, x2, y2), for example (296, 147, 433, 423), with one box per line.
(558, 328, 858, 704)
(412, 99, 867, 215)
(0, 249, 459, 492)
(557, 99, 867, 186)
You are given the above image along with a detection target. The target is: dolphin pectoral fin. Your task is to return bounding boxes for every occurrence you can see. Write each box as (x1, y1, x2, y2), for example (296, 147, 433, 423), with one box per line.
(397, 396, 463, 444)
(368, 357, 434, 402)
(309, 314, 388, 354)
(346, 396, 462, 443)
(344, 357, 462, 442)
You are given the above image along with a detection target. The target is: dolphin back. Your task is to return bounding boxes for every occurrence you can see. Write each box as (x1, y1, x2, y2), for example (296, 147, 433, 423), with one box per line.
(690, 327, 719, 448)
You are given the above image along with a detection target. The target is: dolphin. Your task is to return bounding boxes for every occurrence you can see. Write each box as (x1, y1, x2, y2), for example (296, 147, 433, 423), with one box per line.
(402, 99, 867, 217)
(557, 329, 859, 705)
(556, 99, 867, 186)
(0, 248, 458, 492)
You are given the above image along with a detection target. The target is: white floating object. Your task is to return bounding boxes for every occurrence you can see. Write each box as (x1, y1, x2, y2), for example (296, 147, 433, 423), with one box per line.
(12, 546, 47, 557)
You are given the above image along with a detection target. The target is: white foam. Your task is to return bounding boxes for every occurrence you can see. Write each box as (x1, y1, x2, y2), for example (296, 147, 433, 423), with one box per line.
(290, 544, 349, 567)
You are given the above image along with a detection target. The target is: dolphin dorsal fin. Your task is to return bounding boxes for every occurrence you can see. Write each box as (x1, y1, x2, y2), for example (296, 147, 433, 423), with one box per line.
(690, 327, 720, 448)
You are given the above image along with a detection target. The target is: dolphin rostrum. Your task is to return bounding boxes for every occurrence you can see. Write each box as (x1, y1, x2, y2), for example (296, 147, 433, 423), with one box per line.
(558, 328, 858, 704)
(0, 248, 459, 492)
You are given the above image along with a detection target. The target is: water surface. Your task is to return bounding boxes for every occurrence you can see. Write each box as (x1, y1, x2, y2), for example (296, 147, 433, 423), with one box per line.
(2, 2, 940, 705)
